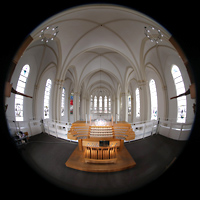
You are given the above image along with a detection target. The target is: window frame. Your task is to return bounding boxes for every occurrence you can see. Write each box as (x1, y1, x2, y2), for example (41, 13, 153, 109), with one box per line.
(171, 64, 187, 123)
(135, 88, 140, 118)
(44, 79, 52, 119)
(61, 87, 65, 117)
(99, 96, 102, 112)
(128, 94, 131, 115)
(94, 96, 97, 112)
(104, 96, 107, 113)
(149, 79, 158, 120)
(15, 64, 30, 121)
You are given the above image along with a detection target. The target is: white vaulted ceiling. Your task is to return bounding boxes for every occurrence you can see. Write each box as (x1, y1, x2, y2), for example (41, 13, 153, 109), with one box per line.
(27, 4, 175, 96)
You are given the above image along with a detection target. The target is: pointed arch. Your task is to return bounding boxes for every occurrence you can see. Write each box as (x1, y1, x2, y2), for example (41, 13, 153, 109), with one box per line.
(171, 64, 187, 123)
(149, 79, 158, 120)
(15, 64, 30, 121)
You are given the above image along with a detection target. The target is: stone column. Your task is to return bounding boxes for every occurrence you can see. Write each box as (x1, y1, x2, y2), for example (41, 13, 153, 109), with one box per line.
(86, 96, 90, 120)
(115, 96, 119, 121)
(121, 92, 128, 122)
(131, 97, 134, 123)
(102, 95, 104, 112)
(138, 80, 149, 121)
(97, 96, 99, 113)
(80, 93, 86, 121)
(112, 96, 115, 120)
(73, 92, 80, 121)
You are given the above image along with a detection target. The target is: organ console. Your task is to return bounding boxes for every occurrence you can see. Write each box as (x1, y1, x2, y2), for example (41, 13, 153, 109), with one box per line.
(80, 137, 123, 164)
(66, 120, 136, 172)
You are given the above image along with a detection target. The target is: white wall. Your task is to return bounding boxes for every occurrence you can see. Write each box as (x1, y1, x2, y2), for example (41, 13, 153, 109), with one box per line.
(6, 53, 38, 121)
(35, 64, 56, 120)
(146, 66, 167, 121)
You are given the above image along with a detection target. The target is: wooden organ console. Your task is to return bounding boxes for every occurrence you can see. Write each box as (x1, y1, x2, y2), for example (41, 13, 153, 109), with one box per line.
(67, 121, 135, 141)
(66, 121, 136, 172)
(80, 137, 124, 164)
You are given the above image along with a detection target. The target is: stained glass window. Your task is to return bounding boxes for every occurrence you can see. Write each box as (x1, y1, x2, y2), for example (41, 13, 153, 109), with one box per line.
(44, 79, 52, 119)
(128, 94, 131, 115)
(171, 65, 186, 123)
(70, 93, 73, 114)
(15, 64, 30, 121)
(149, 79, 158, 120)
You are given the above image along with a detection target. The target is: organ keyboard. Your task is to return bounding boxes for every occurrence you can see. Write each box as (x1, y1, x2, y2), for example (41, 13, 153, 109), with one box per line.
(89, 126, 113, 137)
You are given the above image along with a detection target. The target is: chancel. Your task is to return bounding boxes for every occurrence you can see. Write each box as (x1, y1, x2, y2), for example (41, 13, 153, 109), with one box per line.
(4, 4, 196, 196)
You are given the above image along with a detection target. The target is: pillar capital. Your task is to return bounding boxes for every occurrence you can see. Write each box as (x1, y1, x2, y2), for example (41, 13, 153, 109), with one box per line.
(137, 80, 147, 87)
(121, 92, 128, 96)
(74, 92, 80, 96)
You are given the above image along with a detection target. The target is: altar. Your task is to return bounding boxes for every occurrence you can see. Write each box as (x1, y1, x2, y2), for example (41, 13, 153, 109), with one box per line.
(65, 120, 136, 172)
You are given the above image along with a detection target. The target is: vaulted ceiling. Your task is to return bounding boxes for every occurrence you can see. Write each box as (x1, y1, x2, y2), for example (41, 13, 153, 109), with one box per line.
(26, 4, 177, 97)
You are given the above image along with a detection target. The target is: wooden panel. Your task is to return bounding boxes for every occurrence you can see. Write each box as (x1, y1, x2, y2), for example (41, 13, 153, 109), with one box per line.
(85, 158, 117, 164)
(7, 35, 33, 82)
(169, 36, 194, 84)
(98, 149, 103, 159)
(66, 146, 136, 172)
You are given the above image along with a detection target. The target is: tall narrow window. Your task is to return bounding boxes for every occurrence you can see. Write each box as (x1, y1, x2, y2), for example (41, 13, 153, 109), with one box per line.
(135, 88, 140, 117)
(44, 79, 52, 119)
(70, 92, 73, 114)
(94, 96, 97, 112)
(15, 64, 30, 121)
(149, 79, 158, 120)
(171, 65, 186, 123)
(61, 87, 65, 116)
(104, 96, 107, 113)
(128, 94, 131, 115)
(90, 95, 93, 111)
(99, 96, 102, 113)
(108, 96, 111, 113)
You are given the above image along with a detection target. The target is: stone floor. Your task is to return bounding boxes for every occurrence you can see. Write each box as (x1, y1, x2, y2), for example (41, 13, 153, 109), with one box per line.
(18, 133, 186, 196)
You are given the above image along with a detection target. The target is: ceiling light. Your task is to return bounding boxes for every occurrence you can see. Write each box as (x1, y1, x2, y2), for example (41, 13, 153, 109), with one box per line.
(144, 26, 163, 44)
(39, 26, 59, 43)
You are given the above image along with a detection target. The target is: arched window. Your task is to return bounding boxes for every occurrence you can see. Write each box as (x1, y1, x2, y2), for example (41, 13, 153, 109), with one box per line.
(90, 95, 93, 111)
(70, 92, 73, 114)
(15, 64, 30, 121)
(99, 96, 102, 112)
(94, 96, 97, 112)
(149, 79, 158, 120)
(135, 88, 140, 117)
(44, 79, 52, 119)
(128, 94, 131, 115)
(171, 65, 186, 123)
(104, 96, 107, 113)
(61, 87, 65, 116)
(108, 96, 111, 113)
